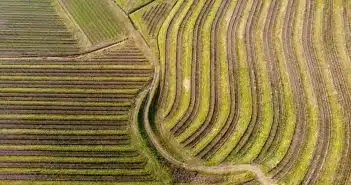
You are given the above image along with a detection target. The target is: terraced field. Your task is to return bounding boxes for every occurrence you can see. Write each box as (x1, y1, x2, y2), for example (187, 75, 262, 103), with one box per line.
(131, 0, 351, 184)
(2, 0, 351, 184)
(141, 2, 169, 37)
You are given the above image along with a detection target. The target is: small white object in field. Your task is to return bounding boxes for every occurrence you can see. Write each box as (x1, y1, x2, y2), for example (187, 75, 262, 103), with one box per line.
(183, 78, 190, 92)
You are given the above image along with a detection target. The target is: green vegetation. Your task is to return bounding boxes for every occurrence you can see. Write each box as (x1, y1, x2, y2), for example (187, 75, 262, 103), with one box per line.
(0, 36, 161, 183)
(0, 0, 79, 56)
(60, 0, 127, 44)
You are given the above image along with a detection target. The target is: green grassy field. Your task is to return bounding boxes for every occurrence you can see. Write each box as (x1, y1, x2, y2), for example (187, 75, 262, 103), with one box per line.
(60, 0, 127, 45)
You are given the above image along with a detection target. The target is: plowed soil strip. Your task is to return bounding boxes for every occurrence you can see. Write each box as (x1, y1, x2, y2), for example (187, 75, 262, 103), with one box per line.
(268, 0, 307, 178)
(196, 0, 245, 160)
(181, 0, 229, 148)
(229, 0, 262, 157)
(0, 150, 138, 157)
(0, 161, 146, 169)
(300, 0, 331, 183)
(323, 0, 351, 183)
(163, 0, 197, 119)
(255, 0, 284, 162)
(0, 173, 154, 181)
(170, 0, 214, 136)
(149, 3, 169, 37)
(156, 0, 187, 112)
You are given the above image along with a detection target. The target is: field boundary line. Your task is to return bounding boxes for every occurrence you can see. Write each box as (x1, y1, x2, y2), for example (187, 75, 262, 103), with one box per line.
(139, 46, 276, 184)
(57, 0, 131, 55)
(128, 0, 156, 15)
(140, 75, 277, 185)
(0, 38, 129, 61)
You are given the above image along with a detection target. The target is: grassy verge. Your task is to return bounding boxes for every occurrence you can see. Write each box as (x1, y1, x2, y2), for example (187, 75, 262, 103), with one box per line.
(130, 91, 173, 184)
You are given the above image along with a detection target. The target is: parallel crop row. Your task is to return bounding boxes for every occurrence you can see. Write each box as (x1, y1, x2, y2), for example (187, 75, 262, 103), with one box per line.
(0, 40, 158, 182)
(151, 0, 351, 184)
(60, 0, 126, 45)
(142, 2, 169, 37)
(0, 0, 79, 57)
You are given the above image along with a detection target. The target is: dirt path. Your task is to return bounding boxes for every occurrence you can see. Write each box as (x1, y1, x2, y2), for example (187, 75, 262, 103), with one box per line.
(142, 86, 276, 185)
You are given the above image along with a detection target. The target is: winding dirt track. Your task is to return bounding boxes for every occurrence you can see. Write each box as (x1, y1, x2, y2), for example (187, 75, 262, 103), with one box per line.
(142, 89, 276, 185)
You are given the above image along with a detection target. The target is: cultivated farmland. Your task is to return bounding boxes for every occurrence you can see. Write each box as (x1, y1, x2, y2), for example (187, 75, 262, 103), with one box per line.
(133, 0, 351, 184)
(2, 0, 351, 184)
(0, 0, 79, 56)
(59, 0, 127, 46)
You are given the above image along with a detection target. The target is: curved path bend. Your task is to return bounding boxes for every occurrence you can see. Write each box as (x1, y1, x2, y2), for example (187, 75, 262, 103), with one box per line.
(140, 86, 276, 185)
